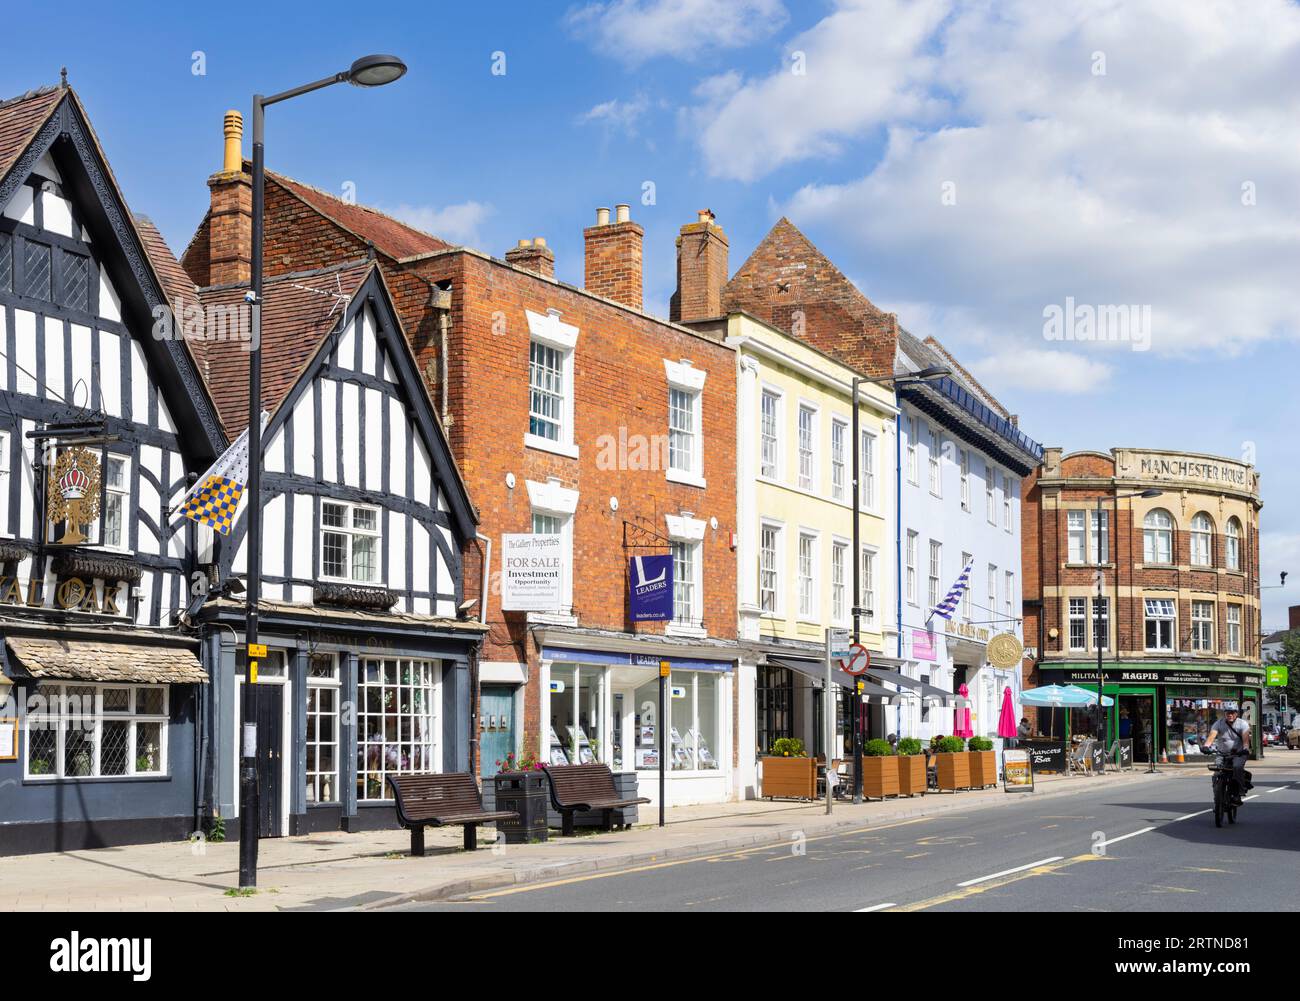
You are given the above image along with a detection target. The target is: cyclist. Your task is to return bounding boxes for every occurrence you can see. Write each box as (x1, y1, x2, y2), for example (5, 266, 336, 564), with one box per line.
(1202, 706, 1252, 805)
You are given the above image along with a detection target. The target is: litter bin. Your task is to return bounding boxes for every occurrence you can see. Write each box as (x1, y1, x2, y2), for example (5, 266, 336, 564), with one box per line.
(494, 771, 548, 844)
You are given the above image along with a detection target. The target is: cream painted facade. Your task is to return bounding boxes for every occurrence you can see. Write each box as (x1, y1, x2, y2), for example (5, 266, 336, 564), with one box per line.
(727, 313, 896, 799)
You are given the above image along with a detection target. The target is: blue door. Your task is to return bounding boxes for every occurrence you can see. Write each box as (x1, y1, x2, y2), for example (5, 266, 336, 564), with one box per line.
(480, 685, 517, 777)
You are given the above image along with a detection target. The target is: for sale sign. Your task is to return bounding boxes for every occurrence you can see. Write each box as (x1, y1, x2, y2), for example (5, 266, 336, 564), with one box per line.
(501, 534, 566, 611)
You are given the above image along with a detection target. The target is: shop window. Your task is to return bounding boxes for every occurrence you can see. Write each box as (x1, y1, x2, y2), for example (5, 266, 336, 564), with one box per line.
(25, 682, 167, 779)
(320, 499, 380, 583)
(1143, 509, 1174, 564)
(1144, 598, 1176, 652)
(1225, 517, 1241, 571)
(0, 431, 9, 535)
(1191, 600, 1214, 652)
(305, 654, 339, 803)
(830, 419, 846, 501)
(634, 670, 720, 772)
(760, 390, 780, 479)
(1167, 693, 1240, 759)
(550, 664, 603, 765)
(756, 665, 793, 755)
(1190, 513, 1214, 567)
(357, 659, 438, 801)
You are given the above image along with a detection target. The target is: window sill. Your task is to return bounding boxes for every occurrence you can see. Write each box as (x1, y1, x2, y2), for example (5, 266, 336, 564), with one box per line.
(665, 468, 706, 489)
(529, 610, 578, 627)
(665, 622, 707, 639)
(524, 434, 579, 460)
(24, 772, 170, 783)
(1064, 562, 1114, 569)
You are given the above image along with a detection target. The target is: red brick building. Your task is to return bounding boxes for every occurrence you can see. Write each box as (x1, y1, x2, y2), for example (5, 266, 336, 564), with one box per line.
(1022, 447, 1264, 760)
(182, 117, 739, 806)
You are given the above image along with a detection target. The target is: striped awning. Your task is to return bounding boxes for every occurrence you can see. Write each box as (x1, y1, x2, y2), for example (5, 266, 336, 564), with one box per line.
(5, 637, 207, 684)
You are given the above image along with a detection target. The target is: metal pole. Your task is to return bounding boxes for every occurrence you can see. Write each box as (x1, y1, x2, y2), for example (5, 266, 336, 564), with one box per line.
(238, 95, 266, 889)
(658, 664, 666, 827)
(850, 378, 862, 803)
(825, 636, 834, 815)
(1096, 495, 1104, 752)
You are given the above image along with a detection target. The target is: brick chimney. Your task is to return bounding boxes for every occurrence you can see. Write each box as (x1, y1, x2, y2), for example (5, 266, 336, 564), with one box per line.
(1290, 604, 1300, 631)
(583, 204, 642, 310)
(205, 110, 252, 286)
(670, 209, 729, 323)
(505, 237, 555, 279)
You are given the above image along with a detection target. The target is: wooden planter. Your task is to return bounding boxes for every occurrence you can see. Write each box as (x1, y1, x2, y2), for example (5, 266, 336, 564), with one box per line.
(861, 755, 900, 800)
(897, 754, 926, 796)
(936, 752, 971, 791)
(969, 750, 997, 788)
(761, 756, 816, 800)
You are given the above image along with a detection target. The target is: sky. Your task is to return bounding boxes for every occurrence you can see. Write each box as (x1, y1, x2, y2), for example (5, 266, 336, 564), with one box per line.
(5, 0, 1297, 627)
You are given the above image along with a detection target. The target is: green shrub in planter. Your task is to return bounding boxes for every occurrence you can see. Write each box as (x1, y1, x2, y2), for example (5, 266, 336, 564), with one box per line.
(967, 736, 994, 752)
(863, 738, 895, 756)
(938, 736, 966, 754)
(771, 737, 807, 758)
(897, 737, 924, 756)
(929, 733, 948, 751)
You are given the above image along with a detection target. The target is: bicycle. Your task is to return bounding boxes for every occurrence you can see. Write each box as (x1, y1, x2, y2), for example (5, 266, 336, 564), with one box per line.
(1201, 745, 1243, 828)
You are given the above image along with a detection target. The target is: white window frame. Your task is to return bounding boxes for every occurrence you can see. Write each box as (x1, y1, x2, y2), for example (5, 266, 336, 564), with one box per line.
(98, 453, 131, 551)
(985, 462, 996, 524)
(319, 498, 382, 584)
(797, 403, 817, 492)
(1226, 604, 1242, 654)
(860, 547, 877, 626)
(959, 449, 970, 512)
(830, 418, 847, 502)
(24, 682, 169, 780)
(305, 654, 341, 804)
(1144, 597, 1176, 652)
(1092, 596, 1109, 652)
(1190, 513, 1213, 567)
(927, 539, 942, 610)
(960, 551, 973, 623)
(1005, 570, 1014, 621)
(1143, 510, 1174, 565)
(524, 308, 579, 460)
(1191, 599, 1215, 653)
(0, 431, 11, 537)
(859, 428, 877, 510)
(905, 416, 918, 485)
(1068, 597, 1088, 652)
(759, 520, 783, 616)
(927, 426, 942, 497)
(664, 359, 706, 488)
(797, 530, 818, 621)
(760, 387, 782, 480)
(1067, 511, 1087, 564)
(831, 539, 848, 625)
(526, 477, 579, 622)
(905, 531, 918, 606)
(1225, 518, 1241, 571)
(665, 511, 707, 637)
(987, 563, 997, 622)
(1002, 474, 1013, 532)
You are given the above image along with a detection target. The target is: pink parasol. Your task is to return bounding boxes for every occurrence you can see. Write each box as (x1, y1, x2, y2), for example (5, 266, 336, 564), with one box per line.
(954, 683, 974, 738)
(997, 686, 1018, 739)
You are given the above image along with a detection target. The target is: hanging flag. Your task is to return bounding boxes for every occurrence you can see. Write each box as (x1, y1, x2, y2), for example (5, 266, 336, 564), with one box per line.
(175, 413, 268, 536)
(930, 558, 973, 620)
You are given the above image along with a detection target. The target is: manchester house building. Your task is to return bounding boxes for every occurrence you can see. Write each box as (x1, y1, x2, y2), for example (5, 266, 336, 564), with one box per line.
(180, 118, 740, 808)
(0, 83, 227, 853)
(1022, 447, 1264, 761)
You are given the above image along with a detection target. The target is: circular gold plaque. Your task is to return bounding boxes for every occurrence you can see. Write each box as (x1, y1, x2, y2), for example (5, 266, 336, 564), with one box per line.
(986, 632, 1024, 669)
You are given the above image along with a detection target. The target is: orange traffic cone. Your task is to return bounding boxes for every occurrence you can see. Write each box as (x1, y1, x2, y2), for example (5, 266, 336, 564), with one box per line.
(1160, 747, 1168, 764)
(1175, 746, 1184, 764)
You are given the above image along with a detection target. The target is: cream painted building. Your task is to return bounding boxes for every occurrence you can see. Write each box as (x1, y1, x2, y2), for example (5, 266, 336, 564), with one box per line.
(726, 313, 897, 799)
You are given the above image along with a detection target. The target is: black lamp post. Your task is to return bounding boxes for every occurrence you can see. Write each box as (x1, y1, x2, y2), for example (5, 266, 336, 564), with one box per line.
(850, 364, 949, 801)
(239, 54, 406, 890)
(1094, 487, 1162, 762)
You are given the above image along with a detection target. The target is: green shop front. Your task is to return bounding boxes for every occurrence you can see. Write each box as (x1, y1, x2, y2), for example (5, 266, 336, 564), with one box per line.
(1037, 663, 1265, 760)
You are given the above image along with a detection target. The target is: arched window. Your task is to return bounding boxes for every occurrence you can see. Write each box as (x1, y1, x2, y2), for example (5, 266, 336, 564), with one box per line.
(1143, 509, 1174, 564)
(1225, 517, 1242, 571)
(1190, 512, 1214, 566)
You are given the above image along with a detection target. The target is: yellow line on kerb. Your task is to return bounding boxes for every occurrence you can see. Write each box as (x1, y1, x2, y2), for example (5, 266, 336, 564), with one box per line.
(466, 817, 934, 900)
(887, 853, 1102, 911)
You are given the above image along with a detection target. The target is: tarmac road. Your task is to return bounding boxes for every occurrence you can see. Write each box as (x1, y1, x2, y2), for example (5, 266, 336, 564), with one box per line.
(402, 751, 1300, 912)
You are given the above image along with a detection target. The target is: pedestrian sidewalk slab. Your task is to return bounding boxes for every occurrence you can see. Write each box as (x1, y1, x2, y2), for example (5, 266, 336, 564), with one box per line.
(0, 763, 1227, 912)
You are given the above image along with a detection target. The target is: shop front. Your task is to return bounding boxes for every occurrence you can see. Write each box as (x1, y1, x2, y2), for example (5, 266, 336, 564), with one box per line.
(1039, 663, 1265, 759)
(538, 638, 737, 809)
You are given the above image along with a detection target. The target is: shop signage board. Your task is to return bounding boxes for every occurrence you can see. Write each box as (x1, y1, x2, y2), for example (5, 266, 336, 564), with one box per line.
(1267, 664, 1288, 687)
(0, 718, 15, 760)
(1003, 749, 1033, 792)
(1115, 738, 1134, 770)
(1047, 666, 1266, 688)
(1026, 740, 1067, 773)
(628, 555, 673, 622)
(1090, 742, 1107, 774)
(912, 629, 937, 662)
(500, 534, 566, 611)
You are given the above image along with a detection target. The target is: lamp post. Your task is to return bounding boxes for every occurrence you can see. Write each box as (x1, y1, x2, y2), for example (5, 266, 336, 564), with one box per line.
(851, 364, 949, 802)
(1094, 487, 1161, 769)
(239, 55, 407, 890)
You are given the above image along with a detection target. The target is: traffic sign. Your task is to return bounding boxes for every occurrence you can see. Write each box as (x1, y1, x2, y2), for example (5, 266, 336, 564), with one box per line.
(247, 643, 267, 659)
(841, 643, 871, 676)
(826, 627, 852, 662)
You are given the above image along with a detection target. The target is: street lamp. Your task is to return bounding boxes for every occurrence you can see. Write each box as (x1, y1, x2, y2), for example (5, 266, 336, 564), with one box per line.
(1095, 487, 1162, 770)
(850, 364, 950, 802)
(239, 54, 406, 890)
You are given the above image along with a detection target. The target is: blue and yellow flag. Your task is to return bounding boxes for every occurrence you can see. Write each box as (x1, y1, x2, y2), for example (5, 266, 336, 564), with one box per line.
(176, 413, 268, 536)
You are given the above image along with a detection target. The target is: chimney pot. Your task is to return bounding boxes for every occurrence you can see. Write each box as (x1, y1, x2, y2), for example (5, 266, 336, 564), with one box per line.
(615, 203, 631, 224)
(534, 236, 546, 248)
(222, 110, 243, 173)
(505, 236, 555, 278)
(697, 208, 714, 224)
(584, 205, 643, 310)
(595, 206, 610, 226)
(517, 238, 531, 248)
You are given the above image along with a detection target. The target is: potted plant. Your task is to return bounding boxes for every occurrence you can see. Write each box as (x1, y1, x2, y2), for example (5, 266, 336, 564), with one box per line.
(896, 737, 926, 796)
(967, 736, 997, 787)
(761, 737, 815, 800)
(935, 735, 971, 791)
(861, 738, 899, 799)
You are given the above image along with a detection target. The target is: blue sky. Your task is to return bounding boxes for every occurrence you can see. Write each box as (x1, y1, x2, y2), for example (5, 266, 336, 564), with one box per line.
(6, 0, 1297, 626)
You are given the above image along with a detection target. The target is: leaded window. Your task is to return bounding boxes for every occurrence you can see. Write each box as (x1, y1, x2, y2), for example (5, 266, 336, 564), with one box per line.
(25, 683, 167, 779)
(22, 239, 51, 301)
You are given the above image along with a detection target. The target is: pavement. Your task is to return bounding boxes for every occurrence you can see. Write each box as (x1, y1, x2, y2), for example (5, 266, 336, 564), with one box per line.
(0, 755, 1236, 912)
(399, 751, 1300, 912)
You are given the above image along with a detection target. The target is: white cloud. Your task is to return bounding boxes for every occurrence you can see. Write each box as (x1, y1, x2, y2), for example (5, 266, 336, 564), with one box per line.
(577, 94, 653, 137)
(567, 0, 788, 64)
(965, 349, 1114, 396)
(381, 201, 493, 247)
(691, 0, 1300, 358)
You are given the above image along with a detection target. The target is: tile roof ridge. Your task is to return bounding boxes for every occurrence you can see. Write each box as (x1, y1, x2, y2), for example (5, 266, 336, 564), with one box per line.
(196, 257, 373, 294)
(0, 84, 61, 111)
(266, 168, 455, 248)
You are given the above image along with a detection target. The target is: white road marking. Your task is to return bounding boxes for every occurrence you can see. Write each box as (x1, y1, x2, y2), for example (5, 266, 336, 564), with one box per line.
(1266, 785, 1289, 794)
(1174, 809, 1212, 821)
(956, 856, 1063, 888)
(855, 902, 898, 912)
(1096, 826, 1156, 848)
(1243, 795, 1259, 802)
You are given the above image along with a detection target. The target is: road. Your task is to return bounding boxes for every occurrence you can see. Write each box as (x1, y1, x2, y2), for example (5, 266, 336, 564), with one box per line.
(404, 752, 1300, 911)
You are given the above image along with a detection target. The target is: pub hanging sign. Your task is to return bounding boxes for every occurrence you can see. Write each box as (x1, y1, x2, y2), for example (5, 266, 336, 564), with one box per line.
(45, 443, 106, 546)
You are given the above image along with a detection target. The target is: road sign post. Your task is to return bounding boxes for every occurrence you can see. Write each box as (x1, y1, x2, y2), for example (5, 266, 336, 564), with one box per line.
(825, 629, 851, 814)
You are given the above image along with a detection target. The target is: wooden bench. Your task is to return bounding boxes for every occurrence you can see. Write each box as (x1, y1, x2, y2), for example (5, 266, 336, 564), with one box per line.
(542, 763, 650, 836)
(386, 772, 518, 855)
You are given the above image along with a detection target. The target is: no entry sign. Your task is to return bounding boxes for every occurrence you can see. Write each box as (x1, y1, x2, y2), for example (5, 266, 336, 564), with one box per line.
(841, 643, 871, 675)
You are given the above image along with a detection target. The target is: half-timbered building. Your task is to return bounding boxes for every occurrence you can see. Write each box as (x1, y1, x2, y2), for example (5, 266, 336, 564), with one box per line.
(0, 83, 227, 854)
(194, 258, 485, 837)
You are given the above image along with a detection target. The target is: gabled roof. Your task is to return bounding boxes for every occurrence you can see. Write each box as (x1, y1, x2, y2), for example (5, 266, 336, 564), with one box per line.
(920, 335, 1010, 420)
(269, 170, 455, 261)
(197, 260, 373, 437)
(0, 86, 64, 184)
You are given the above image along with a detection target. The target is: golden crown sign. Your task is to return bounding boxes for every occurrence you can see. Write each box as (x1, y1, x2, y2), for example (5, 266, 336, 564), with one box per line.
(47, 447, 102, 545)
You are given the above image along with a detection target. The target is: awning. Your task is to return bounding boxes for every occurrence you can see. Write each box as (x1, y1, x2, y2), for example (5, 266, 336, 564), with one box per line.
(5, 637, 207, 684)
(768, 657, 901, 704)
(864, 667, 965, 707)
